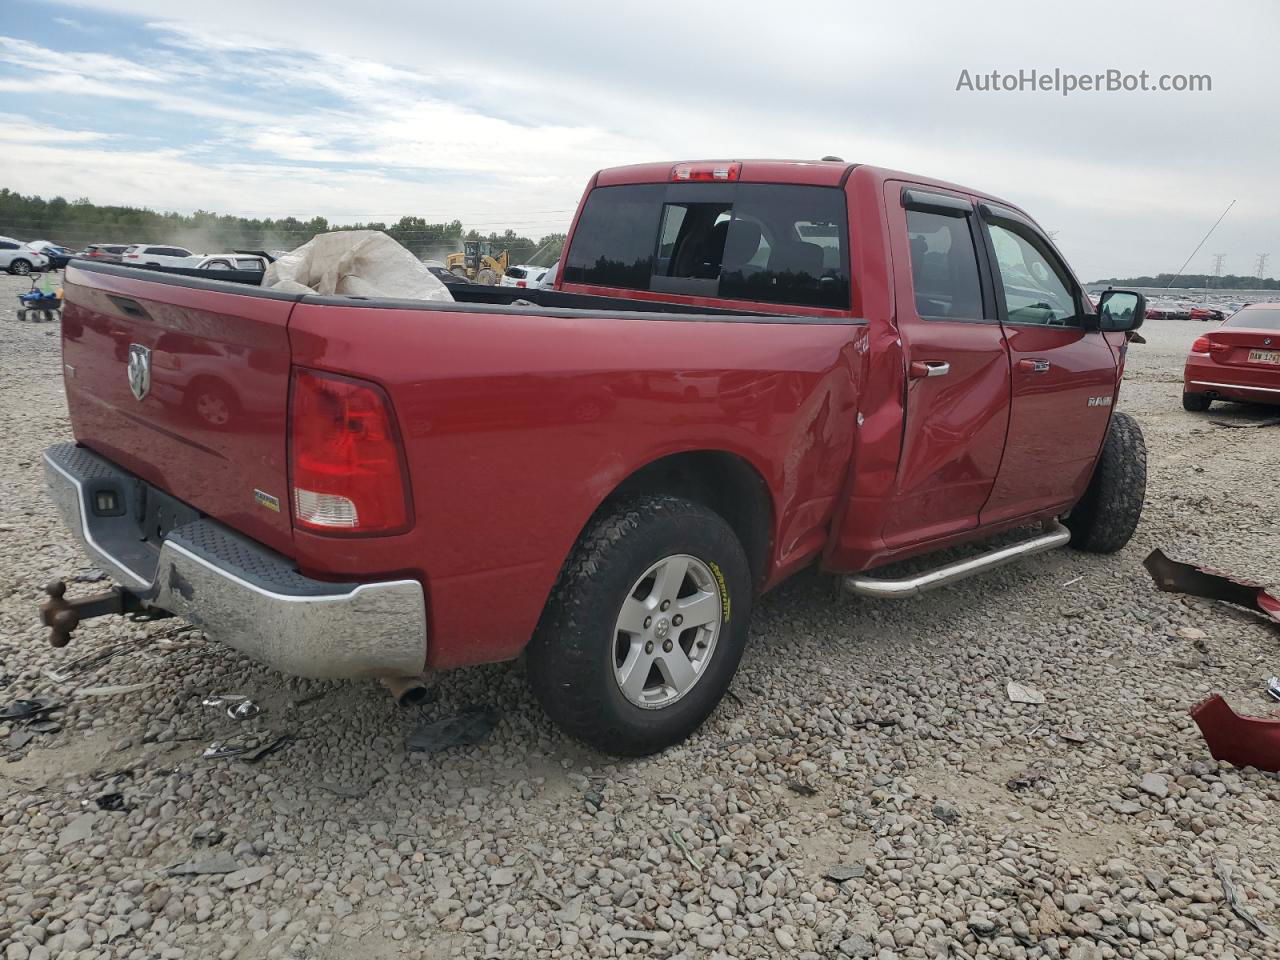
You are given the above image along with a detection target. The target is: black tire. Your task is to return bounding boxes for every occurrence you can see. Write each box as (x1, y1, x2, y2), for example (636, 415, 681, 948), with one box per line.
(527, 496, 751, 756)
(1065, 410, 1146, 553)
(1182, 391, 1211, 412)
(9, 259, 31, 276)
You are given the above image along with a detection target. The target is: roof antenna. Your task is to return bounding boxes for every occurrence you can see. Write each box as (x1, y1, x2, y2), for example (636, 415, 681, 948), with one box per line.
(821, 155, 844, 162)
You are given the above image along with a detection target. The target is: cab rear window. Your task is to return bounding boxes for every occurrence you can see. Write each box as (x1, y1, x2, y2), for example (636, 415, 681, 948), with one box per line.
(564, 183, 850, 309)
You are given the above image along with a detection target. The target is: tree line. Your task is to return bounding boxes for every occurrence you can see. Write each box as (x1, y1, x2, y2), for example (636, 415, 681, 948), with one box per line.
(0, 188, 566, 264)
(1090, 272, 1278, 290)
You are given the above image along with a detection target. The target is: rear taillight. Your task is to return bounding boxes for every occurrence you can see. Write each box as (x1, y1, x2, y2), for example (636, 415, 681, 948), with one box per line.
(1191, 336, 1229, 357)
(670, 161, 741, 182)
(125, 254, 138, 259)
(516, 280, 526, 288)
(289, 368, 411, 535)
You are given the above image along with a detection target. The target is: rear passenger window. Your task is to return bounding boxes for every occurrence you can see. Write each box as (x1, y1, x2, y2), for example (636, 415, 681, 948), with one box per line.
(906, 210, 983, 320)
(564, 183, 850, 309)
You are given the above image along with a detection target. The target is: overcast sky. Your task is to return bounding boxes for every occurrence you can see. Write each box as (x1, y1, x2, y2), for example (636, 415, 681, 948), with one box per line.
(1, 0, 1275, 280)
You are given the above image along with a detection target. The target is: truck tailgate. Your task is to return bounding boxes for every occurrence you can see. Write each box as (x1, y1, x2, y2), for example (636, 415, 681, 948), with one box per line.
(61, 264, 297, 555)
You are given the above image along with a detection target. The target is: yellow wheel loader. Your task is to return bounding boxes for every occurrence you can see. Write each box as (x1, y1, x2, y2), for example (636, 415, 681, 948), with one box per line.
(446, 240, 509, 285)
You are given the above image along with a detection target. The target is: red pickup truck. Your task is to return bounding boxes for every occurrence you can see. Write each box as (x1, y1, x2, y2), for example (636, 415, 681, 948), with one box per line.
(42, 159, 1148, 755)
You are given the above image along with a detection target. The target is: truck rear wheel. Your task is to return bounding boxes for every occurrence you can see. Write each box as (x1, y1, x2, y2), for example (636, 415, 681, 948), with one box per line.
(527, 496, 751, 756)
(1065, 410, 1146, 554)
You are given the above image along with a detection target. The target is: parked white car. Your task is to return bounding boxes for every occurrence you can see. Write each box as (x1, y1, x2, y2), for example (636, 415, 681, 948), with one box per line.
(195, 254, 268, 273)
(121, 244, 200, 267)
(0, 236, 50, 275)
(500, 263, 551, 289)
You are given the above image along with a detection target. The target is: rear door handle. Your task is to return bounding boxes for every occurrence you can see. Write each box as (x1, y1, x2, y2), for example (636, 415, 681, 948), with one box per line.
(1018, 358, 1051, 373)
(909, 360, 951, 379)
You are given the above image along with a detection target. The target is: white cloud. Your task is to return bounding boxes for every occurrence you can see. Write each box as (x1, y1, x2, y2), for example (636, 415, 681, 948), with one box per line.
(5, 0, 1278, 278)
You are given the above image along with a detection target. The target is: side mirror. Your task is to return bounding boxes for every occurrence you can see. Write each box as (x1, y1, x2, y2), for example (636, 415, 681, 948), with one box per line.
(1096, 290, 1147, 333)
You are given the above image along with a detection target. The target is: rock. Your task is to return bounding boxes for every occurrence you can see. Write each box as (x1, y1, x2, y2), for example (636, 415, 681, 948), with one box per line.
(932, 799, 959, 823)
(1006, 681, 1046, 704)
(838, 934, 875, 957)
(1140, 773, 1169, 799)
(55, 813, 96, 850)
(168, 852, 241, 875)
(490, 867, 515, 886)
(224, 866, 269, 889)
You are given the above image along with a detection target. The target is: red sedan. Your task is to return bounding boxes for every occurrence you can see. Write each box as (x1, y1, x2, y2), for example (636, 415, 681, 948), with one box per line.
(1183, 303, 1280, 410)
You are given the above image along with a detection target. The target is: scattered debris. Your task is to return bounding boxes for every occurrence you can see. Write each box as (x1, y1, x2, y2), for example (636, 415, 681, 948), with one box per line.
(72, 568, 108, 583)
(240, 734, 293, 762)
(95, 792, 130, 812)
(668, 828, 705, 870)
(78, 682, 153, 697)
(202, 741, 249, 760)
(1266, 677, 1280, 703)
(825, 864, 866, 882)
(1006, 681, 1046, 705)
(7, 729, 34, 750)
(226, 699, 261, 721)
(28, 719, 62, 735)
(1190, 694, 1280, 772)
(0, 697, 59, 721)
(786, 780, 817, 797)
(1006, 769, 1050, 793)
(1144, 548, 1280, 626)
(1061, 575, 1084, 587)
(406, 706, 498, 753)
(168, 852, 241, 875)
(584, 789, 604, 812)
(44, 638, 143, 682)
(1214, 858, 1277, 939)
(192, 826, 226, 847)
(201, 733, 293, 763)
(1210, 416, 1280, 430)
(1059, 728, 1089, 744)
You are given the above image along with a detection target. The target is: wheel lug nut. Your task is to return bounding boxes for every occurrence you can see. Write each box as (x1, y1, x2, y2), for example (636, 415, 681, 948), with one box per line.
(660, 600, 671, 611)
(672, 615, 683, 626)
(645, 641, 654, 654)
(643, 616, 652, 628)
(663, 639, 673, 652)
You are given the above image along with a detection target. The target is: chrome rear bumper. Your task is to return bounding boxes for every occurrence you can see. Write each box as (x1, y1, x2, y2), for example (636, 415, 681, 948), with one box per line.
(43, 443, 427, 679)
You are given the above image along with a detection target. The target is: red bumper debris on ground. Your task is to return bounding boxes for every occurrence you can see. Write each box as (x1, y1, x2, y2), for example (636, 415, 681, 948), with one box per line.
(1143, 549, 1280, 625)
(1190, 694, 1280, 773)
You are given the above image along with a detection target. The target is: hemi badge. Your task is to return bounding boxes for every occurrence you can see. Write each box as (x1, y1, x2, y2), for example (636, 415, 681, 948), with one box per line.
(254, 489, 281, 512)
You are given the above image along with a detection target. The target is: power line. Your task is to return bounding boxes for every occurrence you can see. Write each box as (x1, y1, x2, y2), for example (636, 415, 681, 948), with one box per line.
(1165, 200, 1235, 290)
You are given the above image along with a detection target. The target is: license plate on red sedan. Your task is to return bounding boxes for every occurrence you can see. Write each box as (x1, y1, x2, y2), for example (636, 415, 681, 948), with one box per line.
(1249, 349, 1280, 365)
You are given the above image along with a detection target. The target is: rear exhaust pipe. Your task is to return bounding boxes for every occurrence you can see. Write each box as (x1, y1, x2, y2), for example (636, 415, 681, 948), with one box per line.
(843, 519, 1071, 599)
(380, 674, 434, 706)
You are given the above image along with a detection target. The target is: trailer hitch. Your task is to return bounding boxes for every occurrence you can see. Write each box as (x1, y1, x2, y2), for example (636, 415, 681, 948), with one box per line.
(39, 580, 159, 648)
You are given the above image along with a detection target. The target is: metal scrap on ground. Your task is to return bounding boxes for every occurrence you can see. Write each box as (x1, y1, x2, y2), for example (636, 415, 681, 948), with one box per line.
(1143, 548, 1280, 625)
(406, 706, 499, 753)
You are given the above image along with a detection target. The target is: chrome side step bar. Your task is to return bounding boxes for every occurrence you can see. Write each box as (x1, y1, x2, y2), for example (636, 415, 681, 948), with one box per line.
(842, 519, 1071, 599)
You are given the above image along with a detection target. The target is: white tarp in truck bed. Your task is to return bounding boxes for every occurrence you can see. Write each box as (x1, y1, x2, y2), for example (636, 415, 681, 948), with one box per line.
(263, 230, 453, 301)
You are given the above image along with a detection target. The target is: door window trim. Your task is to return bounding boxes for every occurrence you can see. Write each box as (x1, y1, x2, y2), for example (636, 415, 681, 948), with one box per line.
(898, 185, 997, 324)
(977, 204, 1083, 328)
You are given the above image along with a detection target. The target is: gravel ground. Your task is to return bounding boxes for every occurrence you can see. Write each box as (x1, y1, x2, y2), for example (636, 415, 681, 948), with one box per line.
(2, 271, 1279, 960)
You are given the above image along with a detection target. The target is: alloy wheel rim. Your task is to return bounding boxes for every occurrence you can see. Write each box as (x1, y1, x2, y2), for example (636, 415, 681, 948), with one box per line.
(612, 554, 722, 709)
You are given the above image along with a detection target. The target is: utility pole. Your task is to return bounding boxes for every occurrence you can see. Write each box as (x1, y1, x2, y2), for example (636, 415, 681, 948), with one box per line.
(1257, 253, 1270, 281)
